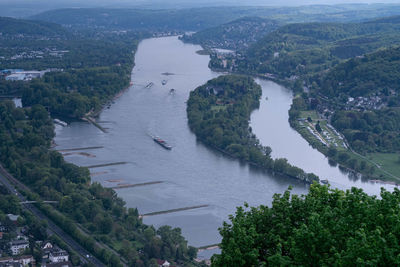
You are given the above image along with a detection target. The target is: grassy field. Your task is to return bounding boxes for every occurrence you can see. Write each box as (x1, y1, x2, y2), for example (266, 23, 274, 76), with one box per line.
(368, 153, 400, 179)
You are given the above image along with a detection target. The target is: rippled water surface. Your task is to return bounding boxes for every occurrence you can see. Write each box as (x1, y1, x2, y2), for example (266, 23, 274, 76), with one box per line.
(55, 37, 392, 254)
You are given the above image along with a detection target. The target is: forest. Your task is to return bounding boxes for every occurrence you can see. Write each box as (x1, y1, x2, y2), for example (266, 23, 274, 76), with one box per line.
(232, 19, 400, 79)
(0, 16, 145, 119)
(319, 46, 400, 98)
(29, 4, 400, 32)
(0, 16, 200, 266)
(314, 46, 400, 154)
(0, 100, 199, 266)
(212, 183, 400, 266)
(187, 75, 319, 183)
(180, 17, 280, 51)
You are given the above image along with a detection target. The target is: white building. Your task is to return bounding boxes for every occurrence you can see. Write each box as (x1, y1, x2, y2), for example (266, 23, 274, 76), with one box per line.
(9, 240, 29, 256)
(48, 248, 68, 263)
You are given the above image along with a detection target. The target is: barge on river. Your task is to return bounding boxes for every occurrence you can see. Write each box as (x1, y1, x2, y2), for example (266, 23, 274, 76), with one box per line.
(153, 136, 172, 150)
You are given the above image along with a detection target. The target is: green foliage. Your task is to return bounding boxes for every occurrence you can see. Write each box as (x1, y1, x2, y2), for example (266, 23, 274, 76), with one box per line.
(0, 16, 69, 36)
(187, 75, 318, 183)
(332, 108, 400, 153)
(29, 5, 400, 32)
(0, 101, 197, 265)
(320, 46, 400, 97)
(21, 65, 132, 118)
(234, 19, 400, 79)
(181, 17, 280, 50)
(213, 184, 400, 266)
(0, 17, 143, 119)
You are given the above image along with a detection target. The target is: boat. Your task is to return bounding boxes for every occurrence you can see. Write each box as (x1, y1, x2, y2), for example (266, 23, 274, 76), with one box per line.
(320, 179, 329, 185)
(162, 80, 167, 85)
(145, 82, 154, 88)
(153, 136, 172, 150)
(161, 72, 175, 76)
(54, 119, 68, 127)
(169, 88, 175, 94)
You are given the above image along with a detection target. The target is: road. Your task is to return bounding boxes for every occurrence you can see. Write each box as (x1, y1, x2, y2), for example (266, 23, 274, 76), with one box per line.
(0, 165, 105, 267)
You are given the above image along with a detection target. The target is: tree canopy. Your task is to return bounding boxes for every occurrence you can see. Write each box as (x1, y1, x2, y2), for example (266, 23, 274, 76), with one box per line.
(213, 183, 400, 266)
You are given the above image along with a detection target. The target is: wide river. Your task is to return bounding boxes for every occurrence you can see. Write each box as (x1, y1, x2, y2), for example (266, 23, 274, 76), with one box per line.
(54, 36, 394, 258)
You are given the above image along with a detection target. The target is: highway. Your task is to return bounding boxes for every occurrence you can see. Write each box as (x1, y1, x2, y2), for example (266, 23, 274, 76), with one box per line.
(0, 165, 105, 267)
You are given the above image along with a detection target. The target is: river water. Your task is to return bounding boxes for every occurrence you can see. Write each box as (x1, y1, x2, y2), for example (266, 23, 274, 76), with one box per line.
(54, 36, 393, 258)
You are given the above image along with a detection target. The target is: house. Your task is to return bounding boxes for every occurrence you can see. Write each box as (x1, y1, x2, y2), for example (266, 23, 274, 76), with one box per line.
(41, 262, 72, 267)
(15, 255, 34, 266)
(0, 262, 22, 267)
(9, 240, 29, 256)
(41, 243, 69, 264)
(7, 215, 19, 224)
(156, 259, 170, 267)
(0, 255, 34, 267)
(41, 241, 53, 251)
(5, 74, 26, 81)
(48, 248, 68, 263)
(0, 224, 7, 232)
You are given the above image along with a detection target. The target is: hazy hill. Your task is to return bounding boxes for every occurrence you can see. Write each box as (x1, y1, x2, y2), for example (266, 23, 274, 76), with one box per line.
(0, 16, 69, 37)
(320, 46, 400, 97)
(29, 5, 400, 32)
(241, 19, 400, 78)
(181, 17, 280, 50)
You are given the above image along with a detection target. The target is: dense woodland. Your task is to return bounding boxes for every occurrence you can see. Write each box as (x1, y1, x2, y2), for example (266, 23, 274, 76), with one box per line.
(29, 4, 400, 31)
(0, 17, 200, 266)
(3, 6, 400, 266)
(0, 100, 198, 266)
(21, 65, 132, 118)
(187, 75, 319, 183)
(332, 109, 400, 153)
(216, 19, 400, 79)
(212, 184, 400, 266)
(313, 46, 400, 154)
(181, 17, 280, 50)
(0, 16, 145, 119)
(320, 46, 400, 98)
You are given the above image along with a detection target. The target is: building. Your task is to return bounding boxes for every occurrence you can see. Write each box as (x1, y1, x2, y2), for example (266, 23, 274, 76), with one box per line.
(5, 74, 26, 81)
(9, 240, 29, 256)
(41, 242, 69, 265)
(48, 248, 69, 263)
(15, 255, 34, 266)
(41, 262, 72, 267)
(156, 259, 171, 267)
(0, 255, 34, 267)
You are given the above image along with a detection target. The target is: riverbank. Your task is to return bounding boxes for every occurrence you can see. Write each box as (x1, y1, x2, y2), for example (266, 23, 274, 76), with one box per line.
(288, 98, 400, 183)
(208, 62, 400, 184)
(187, 75, 319, 184)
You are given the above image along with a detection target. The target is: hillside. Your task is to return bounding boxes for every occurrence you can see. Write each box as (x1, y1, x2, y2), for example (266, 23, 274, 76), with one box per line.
(181, 17, 280, 50)
(230, 20, 400, 79)
(320, 46, 400, 97)
(30, 7, 259, 31)
(29, 5, 400, 32)
(0, 16, 69, 37)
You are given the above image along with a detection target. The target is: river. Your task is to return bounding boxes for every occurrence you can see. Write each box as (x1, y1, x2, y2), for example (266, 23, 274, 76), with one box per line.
(54, 36, 394, 258)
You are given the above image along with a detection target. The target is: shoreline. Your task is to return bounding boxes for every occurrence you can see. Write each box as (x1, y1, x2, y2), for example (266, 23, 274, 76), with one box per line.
(207, 64, 400, 184)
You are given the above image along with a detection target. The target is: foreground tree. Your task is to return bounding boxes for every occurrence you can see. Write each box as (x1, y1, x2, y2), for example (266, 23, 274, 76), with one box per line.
(212, 183, 400, 266)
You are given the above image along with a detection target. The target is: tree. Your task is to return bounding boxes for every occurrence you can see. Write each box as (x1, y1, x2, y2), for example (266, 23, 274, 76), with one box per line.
(212, 184, 400, 266)
(315, 121, 322, 133)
